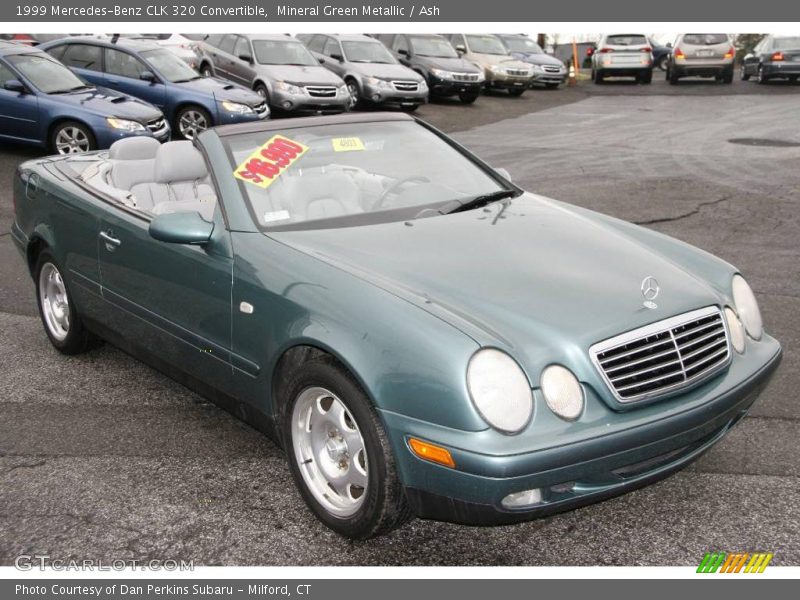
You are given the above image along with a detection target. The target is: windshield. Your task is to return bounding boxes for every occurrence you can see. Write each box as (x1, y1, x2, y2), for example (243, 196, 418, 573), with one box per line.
(342, 41, 396, 64)
(466, 35, 508, 55)
(253, 40, 318, 66)
(7, 53, 89, 94)
(222, 121, 505, 230)
(681, 34, 729, 46)
(774, 36, 800, 50)
(606, 35, 648, 46)
(141, 48, 199, 82)
(501, 37, 544, 54)
(409, 36, 458, 58)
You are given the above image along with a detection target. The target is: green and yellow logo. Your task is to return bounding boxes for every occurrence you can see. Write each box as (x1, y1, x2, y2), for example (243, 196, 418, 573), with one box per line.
(697, 552, 774, 573)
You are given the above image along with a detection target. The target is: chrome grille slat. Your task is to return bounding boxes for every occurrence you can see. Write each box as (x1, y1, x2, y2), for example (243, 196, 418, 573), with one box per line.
(590, 306, 732, 404)
(305, 85, 337, 98)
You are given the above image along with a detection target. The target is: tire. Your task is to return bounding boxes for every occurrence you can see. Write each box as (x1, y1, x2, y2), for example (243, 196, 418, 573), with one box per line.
(35, 250, 99, 355)
(657, 55, 669, 71)
(544, 82, 560, 89)
(593, 68, 604, 84)
(740, 64, 750, 81)
(400, 104, 419, 112)
(49, 121, 96, 155)
(174, 105, 211, 141)
(757, 65, 769, 84)
(668, 68, 680, 85)
(722, 67, 734, 84)
(639, 70, 653, 84)
(199, 62, 214, 77)
(508, 87, 525, 97)
(458, 91, 479, 103)
(283, 356, 412, 539)
(345, 79, 362, 110)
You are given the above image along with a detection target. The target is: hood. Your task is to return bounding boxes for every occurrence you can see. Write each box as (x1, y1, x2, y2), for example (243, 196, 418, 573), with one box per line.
(471, 53, 531, 69)
(271, 194, 724, 379)
(174, 76, 262, 105)
(258, 64, 343, 86)
(511, 51, 565, 67)
(349, 62, 423, 81)
(415, 55, 481, 73)
(51, 86, 162, 122)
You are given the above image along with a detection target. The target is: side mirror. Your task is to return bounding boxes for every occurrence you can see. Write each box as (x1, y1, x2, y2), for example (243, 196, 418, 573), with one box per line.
(397, 48, 409, 56)
(139, 71, 156, 82)
(330, 53, 343, 62)
(3, 79, 26, 93)
(149, 212, 214, 245)
(238, 53, 253, 63)
(744, 53, 754, 60)
(494, 167, 512, 182)
(455, 44, 466, 54)
(666, 42, 673, 48)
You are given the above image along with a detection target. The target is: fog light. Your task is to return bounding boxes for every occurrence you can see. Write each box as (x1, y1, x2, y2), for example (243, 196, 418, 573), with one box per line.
(282, 101, 293, 109)
(725, 307, 745, 354)
(502, 488, 543, 509)
(372, 93, 381, 101)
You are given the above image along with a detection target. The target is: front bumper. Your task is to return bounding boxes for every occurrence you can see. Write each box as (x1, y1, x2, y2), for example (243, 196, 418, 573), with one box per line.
(531, 69, 567, 85)
(94, 123, 171, 149)
(485, 74, 533, 90)
(385, 336, 781, 525)
(216, 102, 270, 125)
(427, 76, 483, 97)
(361, 83, 428, 107)
(270, 88, 349, 115)
(673, 59, 734, 77)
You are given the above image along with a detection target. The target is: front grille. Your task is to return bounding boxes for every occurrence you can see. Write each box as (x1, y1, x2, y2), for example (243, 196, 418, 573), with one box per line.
(543, 65, 562, 73)
(505, 68, 530, 77)
(392, 80, 419, 92)
(146, 118, 166, 133)
(590, 306, 731, 403)
(452, 72, 480, 82)
(304, 85, 337, 98)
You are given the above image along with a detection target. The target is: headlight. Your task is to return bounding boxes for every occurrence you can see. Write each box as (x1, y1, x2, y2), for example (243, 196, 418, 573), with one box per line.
(430, 68, 453, 80)
(489, 64, 503, 73)
(467, 349, 533, 434)
(106, 118, 146, 132)
(221, 101, 254, 114)
(274, 81, 303, 95)
(337, 84, 347, 95)
(540, 365, 584, 421)
(732, 274, 763, 340)
(724, 307, 746, 354)
(474, 71, 485, 82)
(365, 77, 391, 88)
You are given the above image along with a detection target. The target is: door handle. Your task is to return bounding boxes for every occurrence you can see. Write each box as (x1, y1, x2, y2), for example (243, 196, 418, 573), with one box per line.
(99, 230, 121, 251)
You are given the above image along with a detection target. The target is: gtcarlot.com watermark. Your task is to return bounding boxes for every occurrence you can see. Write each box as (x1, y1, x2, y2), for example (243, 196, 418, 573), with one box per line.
(15, 554, 194, 571)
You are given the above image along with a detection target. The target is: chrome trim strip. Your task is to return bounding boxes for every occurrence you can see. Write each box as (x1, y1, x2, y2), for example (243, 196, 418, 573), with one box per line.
(590, 306, 732, 404)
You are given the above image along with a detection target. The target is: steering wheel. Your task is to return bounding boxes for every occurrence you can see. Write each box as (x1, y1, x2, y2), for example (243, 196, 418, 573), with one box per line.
(374, 176, 430, 210)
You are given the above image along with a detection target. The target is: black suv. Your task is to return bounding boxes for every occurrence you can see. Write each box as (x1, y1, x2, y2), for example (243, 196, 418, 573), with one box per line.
(372, 34, 484, 103)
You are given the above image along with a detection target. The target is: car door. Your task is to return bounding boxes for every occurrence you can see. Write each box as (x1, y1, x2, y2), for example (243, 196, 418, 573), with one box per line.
(229, 36, 257, 86)
(0, 58, 39, 143)
(392, 35, 412, 67)
(213, 34, 240, 83)
(103, 47, 167, 109)
(321, 37, 346, 77)
(96, 203, 235, 394)
(58, 42, 104, 86)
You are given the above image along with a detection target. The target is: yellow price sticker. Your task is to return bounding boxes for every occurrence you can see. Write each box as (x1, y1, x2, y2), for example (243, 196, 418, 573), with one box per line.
(331, 137, 365, 152)
(233, 134, 309, 189)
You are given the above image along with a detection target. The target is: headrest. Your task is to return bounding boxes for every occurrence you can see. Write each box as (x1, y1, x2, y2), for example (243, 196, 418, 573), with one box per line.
(108, 136, 161, 160)
(155, 141, 208, 184)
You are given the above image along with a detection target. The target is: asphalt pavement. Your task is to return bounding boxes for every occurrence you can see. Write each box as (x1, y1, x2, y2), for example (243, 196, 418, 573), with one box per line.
(1, 75, 799, 565)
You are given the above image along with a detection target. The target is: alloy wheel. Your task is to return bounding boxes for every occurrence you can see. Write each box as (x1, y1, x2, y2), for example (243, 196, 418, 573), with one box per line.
(178, 110, 208, 140)
(347, 82, 360, 108)
(291, 386, 368, 518)
(54, 126, 90, 154)
(39, 262, 70, 341)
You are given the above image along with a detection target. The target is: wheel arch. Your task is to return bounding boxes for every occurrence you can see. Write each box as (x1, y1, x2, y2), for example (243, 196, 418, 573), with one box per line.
(25, 224, 57, 275)
(173, 101, 215, 127)
(46, 117, 96, 151)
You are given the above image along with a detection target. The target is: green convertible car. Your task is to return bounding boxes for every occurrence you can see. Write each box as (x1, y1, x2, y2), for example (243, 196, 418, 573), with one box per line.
(11, 113, 781, 538)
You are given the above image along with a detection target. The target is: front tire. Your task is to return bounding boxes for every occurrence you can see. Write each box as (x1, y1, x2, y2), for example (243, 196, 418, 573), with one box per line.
(508, 87, 525, 97)
(35, 251, 98, 354)
(345, 79, 362, 110)
(458, 91, 479, 103)
(544, 82, 560, 89)
(175, 105, 211, 141)
(283, 356, 412, 539)
(50, 121, 96, 155)
(199, 62, 214, 77)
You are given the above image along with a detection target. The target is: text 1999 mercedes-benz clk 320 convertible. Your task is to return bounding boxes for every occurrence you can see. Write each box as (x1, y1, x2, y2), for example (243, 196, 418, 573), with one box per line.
(11, 113, 781, 538)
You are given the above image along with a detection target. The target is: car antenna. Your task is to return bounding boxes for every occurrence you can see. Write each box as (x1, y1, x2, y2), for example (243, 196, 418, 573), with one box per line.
(111, 34, 119, 44)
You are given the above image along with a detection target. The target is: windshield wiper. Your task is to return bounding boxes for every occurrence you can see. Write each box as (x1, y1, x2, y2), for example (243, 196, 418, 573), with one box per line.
(172, 76, 201, 83)
(439, 189, 520, 215)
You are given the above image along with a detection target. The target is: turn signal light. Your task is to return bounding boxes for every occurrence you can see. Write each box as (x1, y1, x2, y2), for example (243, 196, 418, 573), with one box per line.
(725, 47, 735, 59)
(409, 438, 456, 468)
(674, 48, 685, 59)
(641, 46, 652, 52)
(771, 51, 785, 61)
(599, 47, 614, 53)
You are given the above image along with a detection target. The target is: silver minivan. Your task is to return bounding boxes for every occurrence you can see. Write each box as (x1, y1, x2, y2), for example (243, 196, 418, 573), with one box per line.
(666, 33, 735, 84)
(199, 34, 350, 115)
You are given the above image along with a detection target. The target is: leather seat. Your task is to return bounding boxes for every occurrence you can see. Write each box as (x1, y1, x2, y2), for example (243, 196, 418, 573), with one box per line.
(107, 137, 160, 191)
(130, 141, 216, 213)
(277, 172, 361, 221)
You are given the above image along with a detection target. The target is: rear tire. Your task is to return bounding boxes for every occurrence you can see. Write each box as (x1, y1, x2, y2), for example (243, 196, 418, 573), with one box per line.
(740, 64, 750, 81)
(668, 68, 680, 85)
(657, 55, 669, 71)
(722, 67, 734, 84)
(35, 250, 99, 355)
(757, 65, 769, 84)
(282, 356, 412, 539)
(639, 70, 653, 84)
(593, 68, 604, 84)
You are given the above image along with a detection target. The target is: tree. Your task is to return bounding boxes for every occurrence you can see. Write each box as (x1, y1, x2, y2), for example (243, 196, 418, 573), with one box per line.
(734, 34, 767, 60)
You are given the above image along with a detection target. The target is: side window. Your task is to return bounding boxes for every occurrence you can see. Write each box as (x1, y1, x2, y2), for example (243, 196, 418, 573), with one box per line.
(205, 34, 222, 49)
(305, 35, 325, 53)
(47, 44, 67, 61)
(323, 38, 340, 58)
(61, 44, 102, 71)
(392, 35, 409, 54)
(450, 34, 465, 49)
(105, 48, 146, 79)
(233, 36, 250, 59)
(0, 61, 16, 88)
(219, 35, 237, 55)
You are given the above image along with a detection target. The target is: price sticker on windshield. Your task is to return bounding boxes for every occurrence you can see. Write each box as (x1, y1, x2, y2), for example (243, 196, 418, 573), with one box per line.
(331, 137, 365, 152)
(233, 134, 309, 189)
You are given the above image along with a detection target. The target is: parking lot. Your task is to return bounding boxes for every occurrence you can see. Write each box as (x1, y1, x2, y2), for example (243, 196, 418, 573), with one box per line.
(1, 76, 799, 565)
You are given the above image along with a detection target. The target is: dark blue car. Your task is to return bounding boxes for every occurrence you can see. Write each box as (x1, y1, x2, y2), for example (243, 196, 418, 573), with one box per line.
(41, 37, 269, 140)
(0, 41, 169, 154)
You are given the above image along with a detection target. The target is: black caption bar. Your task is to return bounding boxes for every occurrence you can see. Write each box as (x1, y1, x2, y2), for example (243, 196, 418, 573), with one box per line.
(2, 0, 799, 22)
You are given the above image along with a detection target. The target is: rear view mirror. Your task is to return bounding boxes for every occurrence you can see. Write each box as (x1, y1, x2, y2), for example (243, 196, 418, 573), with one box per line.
(398, 48, 409, 56)
(318, 57, 325, 64)
(455, 44, 466, 54)
(3, 79, 26, 93)
(149, 212, 214, 245)
(330, 53, 343, 62)
(140, 71, 156, 82)
(238, 53, 253, 63)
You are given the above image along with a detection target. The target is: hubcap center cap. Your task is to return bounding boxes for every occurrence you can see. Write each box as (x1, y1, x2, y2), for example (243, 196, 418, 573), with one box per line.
(325, 435, 347, 462)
